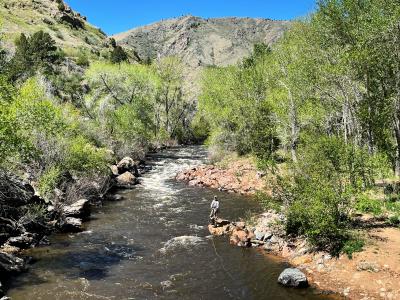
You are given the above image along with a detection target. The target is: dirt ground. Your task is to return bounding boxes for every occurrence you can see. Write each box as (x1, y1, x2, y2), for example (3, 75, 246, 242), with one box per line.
(300, 227, 400, 300)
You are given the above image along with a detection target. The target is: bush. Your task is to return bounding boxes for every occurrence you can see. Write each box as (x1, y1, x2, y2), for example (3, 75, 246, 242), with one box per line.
(277, 136, 374, 253)
(38, 166, 62, 202)
(342, 238, 364, 259)
(57, 1, 65, 11)
(110, 46, 128, 64)
(355, 195, 383, 216)
(64, 136, 109, 173)
(76, 52, 90, 67)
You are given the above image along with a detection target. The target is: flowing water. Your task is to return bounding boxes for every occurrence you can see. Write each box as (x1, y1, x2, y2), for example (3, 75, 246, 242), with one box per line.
(7, 146, 334, 300)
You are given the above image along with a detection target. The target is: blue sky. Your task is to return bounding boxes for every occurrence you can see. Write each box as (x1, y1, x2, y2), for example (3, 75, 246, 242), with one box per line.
(65, 0, 316, 35)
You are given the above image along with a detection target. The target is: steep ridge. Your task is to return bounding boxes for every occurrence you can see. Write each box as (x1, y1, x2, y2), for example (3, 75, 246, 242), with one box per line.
(114, 15, 289, 98)
(114, 15, 288, 68)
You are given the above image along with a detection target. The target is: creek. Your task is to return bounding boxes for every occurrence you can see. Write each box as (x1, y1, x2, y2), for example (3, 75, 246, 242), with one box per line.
(7, 146, 332, 300)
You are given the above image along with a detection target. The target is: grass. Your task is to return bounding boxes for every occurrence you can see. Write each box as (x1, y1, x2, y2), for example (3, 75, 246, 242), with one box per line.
(0, 2, 105, 53)
(342, 237, 365, 259)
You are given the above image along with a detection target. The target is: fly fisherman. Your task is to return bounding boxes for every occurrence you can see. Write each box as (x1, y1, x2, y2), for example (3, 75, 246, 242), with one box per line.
(210, 196, 220, 225)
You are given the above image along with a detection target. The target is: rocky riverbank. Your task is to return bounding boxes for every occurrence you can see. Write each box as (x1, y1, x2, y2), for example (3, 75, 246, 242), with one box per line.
(0, 156, 150, 298)
(176, 159, 266, 195)
(180, 161, 400, 299)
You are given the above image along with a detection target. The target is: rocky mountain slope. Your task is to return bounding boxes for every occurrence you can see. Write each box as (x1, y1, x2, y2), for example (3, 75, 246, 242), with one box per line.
(114, 15, 289, 68)
(0, 0, 107, 54)
(114, 15, 289, 98)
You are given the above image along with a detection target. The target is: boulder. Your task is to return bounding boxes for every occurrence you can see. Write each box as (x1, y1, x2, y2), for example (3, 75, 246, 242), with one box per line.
(59, 217, 82, 232)
(230, 228, 254, 247)
(214, 218, 230, 227)
(278, 268, 308, 288)
(208, 224, 232, 236)
(263, 232, 273, 241)
(0, 218, 20, 244)
(254, 230, 265, 241)
(235, 221, 246, 229)
(7, 233, 35, 249)
(0, 252, 26, 274)
(116, 172, 137, 187)
(62, 199, 91, 219)
(0, 170, 35, 208)
(117, 157, 137, 174)
(110, 165, 119, 176)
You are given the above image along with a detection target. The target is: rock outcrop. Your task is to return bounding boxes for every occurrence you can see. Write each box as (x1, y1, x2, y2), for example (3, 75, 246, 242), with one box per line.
(0, 170, 35, 209)
(114, 16, 289, 99)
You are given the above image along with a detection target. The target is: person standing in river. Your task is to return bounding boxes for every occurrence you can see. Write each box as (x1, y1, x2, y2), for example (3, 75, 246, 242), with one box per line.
(210, 196, 220, 225)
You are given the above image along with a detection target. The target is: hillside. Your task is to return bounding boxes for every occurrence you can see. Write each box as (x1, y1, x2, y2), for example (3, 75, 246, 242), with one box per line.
(114, 15, 289, 98)
(114, 15, 289, 68)
(0, 0, 107, 55)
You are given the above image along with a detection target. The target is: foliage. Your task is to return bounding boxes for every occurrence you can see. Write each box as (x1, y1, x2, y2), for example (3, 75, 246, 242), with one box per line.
(355, 195, 383, 216)
(76, 52, 90, 67)
(84, 61, 158, 153)
(154, 56, 192, 141)
(342, 238, 365, 259)
(38, 166, 62, 201)
(7, 31, 61, 81)
(197, 0, 400, 253)
(199, 49, 278, 163)
(110, 46, 128, 64)
(64, 136, 109, 173)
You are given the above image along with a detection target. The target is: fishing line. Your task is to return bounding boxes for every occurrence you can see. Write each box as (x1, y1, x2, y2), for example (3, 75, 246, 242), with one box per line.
(211, 233, 242, 300)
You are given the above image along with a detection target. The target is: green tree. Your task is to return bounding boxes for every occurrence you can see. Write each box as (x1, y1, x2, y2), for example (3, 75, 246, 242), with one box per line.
(110, 46, 128, 64)
(154, 57, 192, 140)
(84, 62, 158, 152)
(8, 31, 61, 81)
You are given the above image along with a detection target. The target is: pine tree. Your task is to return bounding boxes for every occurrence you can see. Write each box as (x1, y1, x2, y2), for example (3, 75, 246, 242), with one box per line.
(110, 46, 128, 64)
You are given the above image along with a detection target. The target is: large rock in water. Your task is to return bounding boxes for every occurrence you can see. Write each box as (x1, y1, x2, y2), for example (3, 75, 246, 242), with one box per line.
(62, 199, 91, 219)
(117, 157, 138, 175)
(278, 268, 308, 288)
(116, 172, 137, 187)
(229, 227, 254, 247)
(0, 252, 26, 274)
(59, 217, 83, 232)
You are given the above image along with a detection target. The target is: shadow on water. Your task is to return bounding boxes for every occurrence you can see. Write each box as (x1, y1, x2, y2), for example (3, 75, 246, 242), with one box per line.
(6, 146, 338, 300)
(6, 240, 145, 291)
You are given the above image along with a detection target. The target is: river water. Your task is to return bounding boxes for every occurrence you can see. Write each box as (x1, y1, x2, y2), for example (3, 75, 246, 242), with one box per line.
(7, 146, 334, 300)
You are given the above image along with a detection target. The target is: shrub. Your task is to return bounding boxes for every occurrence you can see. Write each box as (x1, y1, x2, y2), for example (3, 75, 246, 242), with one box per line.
(110, 46, 128, 64)
(76, 52, 90, 67)
(354, 195, 383, 216)
(38, 166, 62, 202)
(277, 136, 374, 253)
(64, 136, 109, 173)
(342, 238, 364, 259)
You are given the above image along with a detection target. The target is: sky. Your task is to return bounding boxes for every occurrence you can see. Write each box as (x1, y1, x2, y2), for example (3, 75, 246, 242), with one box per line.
(65, 0, 316, 35)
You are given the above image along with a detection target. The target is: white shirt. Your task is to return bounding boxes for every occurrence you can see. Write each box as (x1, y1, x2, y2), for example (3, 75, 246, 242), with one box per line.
(211, 200, 219, 209)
